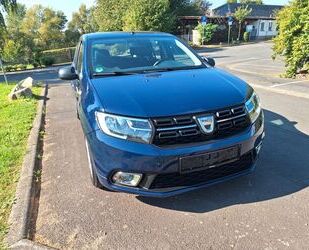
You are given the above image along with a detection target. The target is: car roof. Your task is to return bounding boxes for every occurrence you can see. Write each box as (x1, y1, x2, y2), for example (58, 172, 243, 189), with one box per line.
(82, 31, 174, 41)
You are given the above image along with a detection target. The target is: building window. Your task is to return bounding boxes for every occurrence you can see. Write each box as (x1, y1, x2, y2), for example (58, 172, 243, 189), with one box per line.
(268, 21, 273, 31)
(260, 22, 265, 31)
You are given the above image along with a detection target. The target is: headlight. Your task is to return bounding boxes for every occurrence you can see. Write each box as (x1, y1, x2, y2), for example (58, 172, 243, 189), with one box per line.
(96, 112, 153, 143)
(245, 92, 261, 123)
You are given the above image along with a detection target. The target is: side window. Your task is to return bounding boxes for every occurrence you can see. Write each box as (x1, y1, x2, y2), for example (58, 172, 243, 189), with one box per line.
(260, 22, 265, 31)
(76, 42, 83, 73)
(268, 21, 273, 31)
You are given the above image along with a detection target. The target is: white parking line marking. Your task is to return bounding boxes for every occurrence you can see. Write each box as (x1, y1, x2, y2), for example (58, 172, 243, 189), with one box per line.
(213, 57, 259, 66)
(237, 64, 283, 69)
(271, 80, 309, 88)
(251, 83, 309, 99)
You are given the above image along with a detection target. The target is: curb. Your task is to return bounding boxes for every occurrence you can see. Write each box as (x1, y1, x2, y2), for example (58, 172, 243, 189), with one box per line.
(0, 64, 69, 76)
(194, 40, 268, 51)
(5, 84, 54, 249)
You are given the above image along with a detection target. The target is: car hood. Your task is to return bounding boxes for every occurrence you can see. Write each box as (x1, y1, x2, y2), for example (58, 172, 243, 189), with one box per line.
(91, 68, 251, 117)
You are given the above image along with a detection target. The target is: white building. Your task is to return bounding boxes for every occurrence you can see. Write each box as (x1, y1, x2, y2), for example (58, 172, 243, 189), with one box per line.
(213, 3, 283, 40)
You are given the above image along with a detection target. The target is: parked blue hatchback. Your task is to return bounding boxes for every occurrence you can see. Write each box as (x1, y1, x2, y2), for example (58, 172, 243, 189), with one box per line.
(59, 32, 264, 197)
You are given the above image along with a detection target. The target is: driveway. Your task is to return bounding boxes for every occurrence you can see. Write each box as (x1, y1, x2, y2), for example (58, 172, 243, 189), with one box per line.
(199, 42, 309, 95)
(26, 42, 309, 249)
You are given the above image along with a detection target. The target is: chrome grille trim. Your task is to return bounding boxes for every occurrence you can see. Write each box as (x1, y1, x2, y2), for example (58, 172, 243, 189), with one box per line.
(157, 124, 197, 132)
(216, 113, 247, 123)
(151, 104, 250, 146)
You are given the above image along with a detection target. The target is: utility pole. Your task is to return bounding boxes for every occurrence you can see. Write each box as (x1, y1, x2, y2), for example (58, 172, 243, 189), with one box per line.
(201, 15, 207, 45)
(227, 16, 233, 45)
(0, 58, 8, 85)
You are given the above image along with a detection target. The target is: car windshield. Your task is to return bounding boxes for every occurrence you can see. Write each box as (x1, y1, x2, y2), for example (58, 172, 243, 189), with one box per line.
(89, 36, 203, 75)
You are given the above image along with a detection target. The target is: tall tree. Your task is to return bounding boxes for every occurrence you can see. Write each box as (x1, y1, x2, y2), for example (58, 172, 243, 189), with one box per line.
(3, 3, 29, 63)
(68, 4, 98, 34)
(194, 0, 212, 15)
(5, 3, 26, 35)
(21, 5, 67, 50)
(234, 5, 252, 41)
(0, 0, 16, 26)
(273, 0, 309, 77)
(123, 0, 176, 32)
(94, 0, 130, 31)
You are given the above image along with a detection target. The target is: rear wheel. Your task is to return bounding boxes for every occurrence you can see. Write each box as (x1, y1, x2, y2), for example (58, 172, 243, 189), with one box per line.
(85, 137, 103, 189)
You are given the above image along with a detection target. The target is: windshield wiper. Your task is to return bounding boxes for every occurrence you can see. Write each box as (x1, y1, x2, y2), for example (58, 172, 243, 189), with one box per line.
(141, 68, 177, 73)
(92, 71, 139, 77)
(142, 66, 205, 73)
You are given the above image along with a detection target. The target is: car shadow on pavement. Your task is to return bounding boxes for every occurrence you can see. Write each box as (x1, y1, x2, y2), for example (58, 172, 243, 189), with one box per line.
(137, 109, 309, 213)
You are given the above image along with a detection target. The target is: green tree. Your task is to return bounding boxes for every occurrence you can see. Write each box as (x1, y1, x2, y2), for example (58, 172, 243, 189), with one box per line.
(94, 0, 203, 31)
(5, 2, 25, 35)
(0, 0, 16, 26)
(233, 5, 252, 41)
(3, 3, 30, 63)
(273, 0, 309, 77)
(68, 4, 98, 34)
(21, 5, 67, 50)
(0, 0, 17, 54)
(227, 0, 237, 3)
(123, 0, 175, 32)
(39, 8, 67, 48)
(64, 29, 80, 47)
(196, 0, 212, 14)
(94, 0, 130, 31)
(2, 39, 22, 62)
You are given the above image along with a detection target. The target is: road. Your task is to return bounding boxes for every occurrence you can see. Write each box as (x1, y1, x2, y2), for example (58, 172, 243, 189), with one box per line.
(6, 42, 309, 249)
(0, 66, 62, 84)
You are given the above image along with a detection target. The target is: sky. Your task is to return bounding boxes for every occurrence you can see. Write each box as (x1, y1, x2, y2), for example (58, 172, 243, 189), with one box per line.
(19, 0, 289, 21)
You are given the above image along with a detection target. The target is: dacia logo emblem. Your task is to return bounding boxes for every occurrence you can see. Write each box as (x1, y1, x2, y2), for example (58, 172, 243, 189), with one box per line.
(196, 115, 215, 134)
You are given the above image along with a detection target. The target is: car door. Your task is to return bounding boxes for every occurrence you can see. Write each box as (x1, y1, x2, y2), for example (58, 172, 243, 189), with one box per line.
(72, 41, 83, 96)
(73, 41, 84, 117)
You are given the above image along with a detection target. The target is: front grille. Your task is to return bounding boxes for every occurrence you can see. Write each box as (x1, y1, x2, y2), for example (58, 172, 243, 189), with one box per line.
(151, 105, 250, 146)
(149, 151, 253, 189)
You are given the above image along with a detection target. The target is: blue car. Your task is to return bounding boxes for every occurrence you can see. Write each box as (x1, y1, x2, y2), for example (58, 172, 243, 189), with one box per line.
(59, 32, 264, 198)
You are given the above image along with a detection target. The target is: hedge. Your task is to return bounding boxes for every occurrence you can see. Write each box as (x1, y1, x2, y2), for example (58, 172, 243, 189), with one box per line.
(42, 47, 76, 64)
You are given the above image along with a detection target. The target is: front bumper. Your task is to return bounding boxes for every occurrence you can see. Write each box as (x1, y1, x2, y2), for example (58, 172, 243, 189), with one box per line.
(86, 113, 264, 198)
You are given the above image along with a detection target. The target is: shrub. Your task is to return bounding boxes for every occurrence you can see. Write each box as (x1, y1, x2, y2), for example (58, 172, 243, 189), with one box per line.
(273, 0, 309, 77)
(4, 64, 29, 72)
(196, 23, 218, 45)
(40, 56, 55, 66)
(42, 47, 76, 64)
(243, 32, 250, 42)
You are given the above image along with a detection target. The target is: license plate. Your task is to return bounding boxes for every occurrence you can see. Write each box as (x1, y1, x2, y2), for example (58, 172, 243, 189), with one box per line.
(179, 146, 240, 174)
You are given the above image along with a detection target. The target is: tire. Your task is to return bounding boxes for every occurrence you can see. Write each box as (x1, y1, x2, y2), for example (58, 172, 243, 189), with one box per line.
(85, 137, 103, 189)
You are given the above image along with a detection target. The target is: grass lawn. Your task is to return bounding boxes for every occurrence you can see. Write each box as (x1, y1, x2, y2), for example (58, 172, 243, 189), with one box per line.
(0, 83, 41, 249)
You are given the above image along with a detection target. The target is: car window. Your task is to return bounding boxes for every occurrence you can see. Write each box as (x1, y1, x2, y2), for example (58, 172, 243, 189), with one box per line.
(76, 42, 83, 73)
(90, 36, 202, 74)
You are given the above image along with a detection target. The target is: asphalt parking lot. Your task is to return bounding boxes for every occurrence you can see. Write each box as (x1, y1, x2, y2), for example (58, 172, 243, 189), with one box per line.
(4, 42, 309, 249)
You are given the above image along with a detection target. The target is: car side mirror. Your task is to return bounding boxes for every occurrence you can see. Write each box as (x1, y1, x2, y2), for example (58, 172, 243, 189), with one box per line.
(202, 57, 216, 67)
(58, 66, 79, 80)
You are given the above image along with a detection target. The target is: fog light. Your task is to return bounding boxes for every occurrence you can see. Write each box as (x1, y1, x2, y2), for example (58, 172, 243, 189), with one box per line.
(112, 172, 142, 187)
